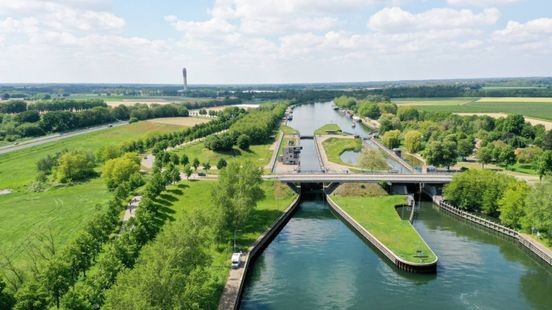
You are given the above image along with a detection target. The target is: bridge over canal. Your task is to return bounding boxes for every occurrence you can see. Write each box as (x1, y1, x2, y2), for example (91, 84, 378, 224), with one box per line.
(263, 172, 454, 184)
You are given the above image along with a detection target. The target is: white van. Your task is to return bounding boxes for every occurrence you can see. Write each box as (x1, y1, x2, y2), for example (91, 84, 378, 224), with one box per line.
(231, 252, 242, 269)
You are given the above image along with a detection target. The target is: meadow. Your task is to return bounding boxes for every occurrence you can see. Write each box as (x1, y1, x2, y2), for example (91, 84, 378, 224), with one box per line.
(0, 120, 186, 269)
(394, 97, 552, 121)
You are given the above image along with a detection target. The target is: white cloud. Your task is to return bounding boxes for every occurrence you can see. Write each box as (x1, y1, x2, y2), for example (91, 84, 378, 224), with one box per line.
(368, 7, 500, 32)
(493, 18, 552, 51)
(447, 0, 519, 7)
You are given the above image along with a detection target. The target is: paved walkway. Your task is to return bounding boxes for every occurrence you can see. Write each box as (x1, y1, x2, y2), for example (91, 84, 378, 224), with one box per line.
(123, 195, 142, 222)
(316, 135, 362, 173)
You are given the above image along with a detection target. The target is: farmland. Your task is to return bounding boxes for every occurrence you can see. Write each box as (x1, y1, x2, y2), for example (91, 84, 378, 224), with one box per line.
(394, 97, 552, 121)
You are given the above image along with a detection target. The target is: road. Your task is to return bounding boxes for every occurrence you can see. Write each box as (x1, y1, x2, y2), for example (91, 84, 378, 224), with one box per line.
(0, 121, 128, 156)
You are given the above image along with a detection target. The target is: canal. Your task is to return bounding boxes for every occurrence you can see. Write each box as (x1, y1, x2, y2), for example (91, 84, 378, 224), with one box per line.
(240, 102, 552, 309)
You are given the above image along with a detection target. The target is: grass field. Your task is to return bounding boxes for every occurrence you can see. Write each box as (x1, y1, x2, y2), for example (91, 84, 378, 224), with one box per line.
(314, 123, 343, 135)
(0, 121, 186, 271)
(162, 179, 296, 245)
(0, 121, 183, 190)
(280, 124, 299, 135)
(396, 97, 552, 121)
(173, 140, 274, 170)
(331, 193, 437, 263)
(0, 179, 112, 269)
(322, 137, 362, 166)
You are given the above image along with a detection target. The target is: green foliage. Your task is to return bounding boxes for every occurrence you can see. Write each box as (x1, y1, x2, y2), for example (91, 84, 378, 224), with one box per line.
(357, 101, 381, 119)
(192, 158, 200, 171)
(229, 102, 287, 144)
(423, 140, 458, 169)
(444, 169, 518, 216)
(216, 158, 227, 170)
(180, 154, 189, 166)
(237, 134, 251, 150)
(498, 182, 529, 229)
(403, 130, 422, 153)
(96, 145, 122, 162)
(212, 161, 263, 238)
(0, 279, 15, 310)
(53, 150, 96, 183)
(382, 130, 401, 149)
(359, 149, 388, 171)
(522, 179, 552, 239)
(102, 153, 141, 190)
(204, 132, 236, 151)
(536, 150, 552, 180)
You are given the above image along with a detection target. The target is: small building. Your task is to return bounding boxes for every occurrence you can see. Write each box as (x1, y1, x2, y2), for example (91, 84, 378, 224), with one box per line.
(280, 140, 302, 165)
(392, 148, 402, 158)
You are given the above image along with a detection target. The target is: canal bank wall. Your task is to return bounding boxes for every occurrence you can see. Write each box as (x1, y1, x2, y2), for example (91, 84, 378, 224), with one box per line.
(218, 194, 301, 310)
(326, 195, 438, 273)
(431, 195, 552, 267)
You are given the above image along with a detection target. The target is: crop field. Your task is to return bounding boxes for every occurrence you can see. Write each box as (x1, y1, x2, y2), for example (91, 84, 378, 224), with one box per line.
(397, 97, 552, 121)
(146, 117, 209, 127)
(392, 97, 479, 106)
(0, 121, 186, 270)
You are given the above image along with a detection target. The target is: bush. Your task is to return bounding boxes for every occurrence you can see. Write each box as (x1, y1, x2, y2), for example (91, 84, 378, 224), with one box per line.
(237, 134, 251, 150)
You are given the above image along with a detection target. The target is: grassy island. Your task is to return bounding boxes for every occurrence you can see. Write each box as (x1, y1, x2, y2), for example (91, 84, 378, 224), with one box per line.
(322, 137, 362, 164)
(314, 123, 344, 135)
(331, 184, 437, 264)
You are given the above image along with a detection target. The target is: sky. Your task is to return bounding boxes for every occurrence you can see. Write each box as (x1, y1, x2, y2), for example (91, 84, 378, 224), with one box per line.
(0, 0, 551, 84)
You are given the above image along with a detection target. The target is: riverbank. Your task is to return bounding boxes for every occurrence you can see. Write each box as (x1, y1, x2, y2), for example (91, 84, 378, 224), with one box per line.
(218, 192, 301, 309)
(329, 190, 437, 272)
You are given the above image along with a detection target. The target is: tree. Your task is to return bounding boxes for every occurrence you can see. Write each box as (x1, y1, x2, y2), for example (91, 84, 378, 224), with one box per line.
(404, 130, 422, 153)
(522, 179, 552, 240)
(216, 158, 227, 170)
(457, 138, 474, 160)
(192, 158, 200, 171)
(498, 145, 516, 168)
(444, 169, 517, 216)
(203, 161, 211, 171)
(42, 260, 72, 308)
(180, 154, 189, 166)
(97, 145, 122, 162)
(0, 279, 15, 310)
(237, 134, 251, 150)
(128, 172, 144, 190)
(212, 160, 263, 239)
(536, 150, 552, 181)
(102, 153, 141, 190)
(516, 146, 543, 164)
(542, 130, 552, 150)
(183, 165, 193, 179)
(477, 146, 493, 168)
(382, 130, 401, 149)
(498, 182, 529, 229)
(423, 140, 458, 169)
(163, 163, 181, 184)
(53, 150, 96, 183)
(359, 149, 388, 171)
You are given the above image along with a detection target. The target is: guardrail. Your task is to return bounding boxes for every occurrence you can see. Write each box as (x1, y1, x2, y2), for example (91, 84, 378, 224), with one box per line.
(439, 201, 518, 238)
(437, 199, 552, 266)
(312, 135, 326, 172)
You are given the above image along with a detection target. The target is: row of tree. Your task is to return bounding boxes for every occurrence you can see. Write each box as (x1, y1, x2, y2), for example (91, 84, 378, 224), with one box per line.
(445, 170, 552, 244)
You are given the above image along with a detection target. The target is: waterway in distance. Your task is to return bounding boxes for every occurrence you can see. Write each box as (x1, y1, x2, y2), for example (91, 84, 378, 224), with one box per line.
(240, 102, 552, 309)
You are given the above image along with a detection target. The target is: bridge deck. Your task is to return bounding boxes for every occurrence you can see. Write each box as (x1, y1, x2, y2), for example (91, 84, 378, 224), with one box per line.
(264, 173, 453, 184)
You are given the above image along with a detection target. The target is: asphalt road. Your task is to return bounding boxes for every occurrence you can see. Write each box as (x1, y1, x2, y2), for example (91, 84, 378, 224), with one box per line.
(0, 121, 128, 156)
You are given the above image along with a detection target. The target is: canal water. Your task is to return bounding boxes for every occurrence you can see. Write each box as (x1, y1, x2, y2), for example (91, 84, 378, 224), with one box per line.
(240, 102, 552, 309)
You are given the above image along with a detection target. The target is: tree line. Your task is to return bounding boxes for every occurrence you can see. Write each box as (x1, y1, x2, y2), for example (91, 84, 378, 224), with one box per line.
(445, 170, 552, 245)
(0, 108, 251, 308)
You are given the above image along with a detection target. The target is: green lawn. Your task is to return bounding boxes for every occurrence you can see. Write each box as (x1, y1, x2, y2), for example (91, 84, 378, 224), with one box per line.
(314, 123, 343, 135)
(322, 137, 362, 166)
(0, 121, 185, 270)
(172, 140, 274, 170)
(0, 179, 112, 269)
(280, 124, 299, 134)
(0, 121, 183, 190)
(331, 194, 437, 264)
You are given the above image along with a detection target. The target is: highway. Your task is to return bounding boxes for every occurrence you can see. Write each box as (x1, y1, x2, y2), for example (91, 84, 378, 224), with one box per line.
(0, 121, 128, 156)
(263, 173, 454, 184)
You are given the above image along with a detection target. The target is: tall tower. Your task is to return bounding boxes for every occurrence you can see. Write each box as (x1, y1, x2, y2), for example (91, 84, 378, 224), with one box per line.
(182, 67, 188, 92)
